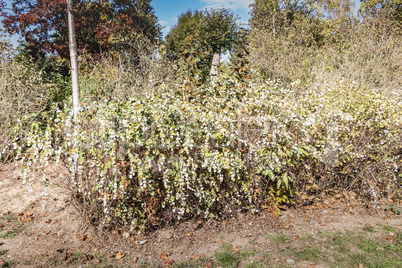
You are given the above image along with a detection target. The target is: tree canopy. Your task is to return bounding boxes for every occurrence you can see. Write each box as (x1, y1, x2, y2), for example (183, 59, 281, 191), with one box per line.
(165, 8, 238, 82)
(1, 0, 161, 59)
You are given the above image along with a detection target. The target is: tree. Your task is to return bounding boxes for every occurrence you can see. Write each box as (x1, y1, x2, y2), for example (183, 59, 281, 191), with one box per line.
(2, 0, 161, 60)
(166, 8, 238, 82)
(359, 0, 401, 21)
(249, 0, 305, 33)
(203, 9, 238, 80)
(165, 10, 204, 61)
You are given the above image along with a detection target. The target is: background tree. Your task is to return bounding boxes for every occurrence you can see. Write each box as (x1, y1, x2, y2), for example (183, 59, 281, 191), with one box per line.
(230, 27, 250, 82)
(166, 8, 238, 82)
(202, 9, 238, 80)
(165, 10, 210, 84)
(2, 0, 161, 60)
(165, 10, 204, 60)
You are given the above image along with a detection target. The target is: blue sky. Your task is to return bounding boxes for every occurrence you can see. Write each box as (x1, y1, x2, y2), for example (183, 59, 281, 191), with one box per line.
(152, 0, 253, 38)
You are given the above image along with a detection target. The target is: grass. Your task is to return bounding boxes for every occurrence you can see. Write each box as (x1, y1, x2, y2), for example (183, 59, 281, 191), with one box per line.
(240, 249, 257, 260)
(290, 246, 323, 261)
(0, 231, 17, 239)
(172, 257, 211, 268)
(0, 250, 7, 256)
(266, 233, 287, 243)
(214, 243, 239, 268)
(385, 204, 402, 215)
(362, 225, 376, 233)
(379, 224, 397, 232)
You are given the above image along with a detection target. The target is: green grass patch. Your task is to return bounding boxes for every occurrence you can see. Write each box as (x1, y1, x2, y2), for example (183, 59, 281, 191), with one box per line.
(379, 224, 397, 232)
(240, 249, 257, 260)
(362, 225, 376, 233)
(172, 256, 211, 268)
(0, 231, 17, 239)
(325, 230, 402, 267)
(266, 233, 287, 243)
(214, 243, 239, 268)
(290, 246, 323, 261)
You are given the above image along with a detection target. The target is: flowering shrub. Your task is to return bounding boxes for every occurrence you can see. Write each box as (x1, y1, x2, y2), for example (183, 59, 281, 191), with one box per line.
(10, 75, 402, 231)
(0, 36, 48, 164)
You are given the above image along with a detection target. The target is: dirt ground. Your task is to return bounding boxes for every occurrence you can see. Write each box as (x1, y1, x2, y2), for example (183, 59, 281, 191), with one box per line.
(1, 163, 401, 267)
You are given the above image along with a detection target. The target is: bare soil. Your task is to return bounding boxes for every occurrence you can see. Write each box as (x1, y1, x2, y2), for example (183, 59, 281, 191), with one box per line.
(0, 163, 401, 267)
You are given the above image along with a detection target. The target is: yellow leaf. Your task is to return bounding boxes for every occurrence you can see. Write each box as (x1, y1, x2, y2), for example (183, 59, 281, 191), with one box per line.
(115, 252, 124, 260)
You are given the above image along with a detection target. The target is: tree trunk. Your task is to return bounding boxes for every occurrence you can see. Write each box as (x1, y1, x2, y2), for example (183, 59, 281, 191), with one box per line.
(210, 51, 220, 82)
(67, 0, 80, 119)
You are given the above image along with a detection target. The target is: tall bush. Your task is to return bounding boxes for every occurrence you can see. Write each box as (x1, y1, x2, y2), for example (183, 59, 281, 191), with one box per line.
(13, 75, 402, 232)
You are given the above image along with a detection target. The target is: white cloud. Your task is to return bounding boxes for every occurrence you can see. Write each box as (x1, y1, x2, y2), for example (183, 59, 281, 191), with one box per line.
(201, 0, 253, 10)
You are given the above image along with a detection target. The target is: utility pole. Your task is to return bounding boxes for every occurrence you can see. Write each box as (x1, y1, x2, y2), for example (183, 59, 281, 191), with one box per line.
(67, 0, 80, 119)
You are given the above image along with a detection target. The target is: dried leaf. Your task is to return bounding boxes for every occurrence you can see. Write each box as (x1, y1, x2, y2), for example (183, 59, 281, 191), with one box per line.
(122, 232, 130, 238)
(79, 235, 87, 241)
(45, 230, 51, 235)
(133, 256, 138, 263)
(195, 254, 201, 260)
(115, 252, 124, 260)
(84, 255, 93, 261)
(161, 253, 174, 266)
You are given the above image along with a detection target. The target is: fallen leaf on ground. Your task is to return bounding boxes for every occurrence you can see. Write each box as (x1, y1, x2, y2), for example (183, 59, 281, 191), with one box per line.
(62, 252, 72, 261)
(133, 256, 138, 263)
(115, 252, 124, 260)
(79, 235, 87, 241)
(45, 230, 51, 235)
(84, 255, 93, 261)
(161, 253, 174, 266)
(195, 254, 201, 260)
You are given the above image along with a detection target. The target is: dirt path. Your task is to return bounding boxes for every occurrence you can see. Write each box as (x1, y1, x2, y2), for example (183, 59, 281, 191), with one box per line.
(1, 164, 401, 267)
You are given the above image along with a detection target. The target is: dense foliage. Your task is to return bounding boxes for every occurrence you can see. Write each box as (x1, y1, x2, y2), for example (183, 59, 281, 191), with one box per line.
(1, 0, 161, 59)
(166, 8, 239, 82)
(7, 75, 401, 231)
(0, 0, 401, 233)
